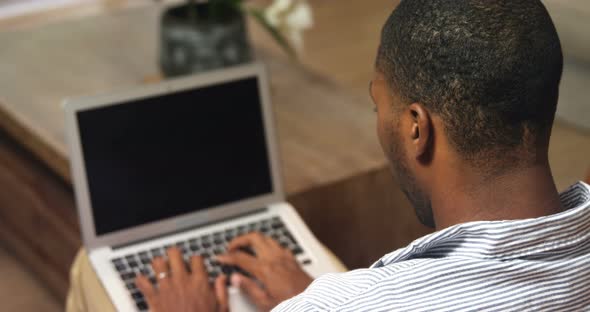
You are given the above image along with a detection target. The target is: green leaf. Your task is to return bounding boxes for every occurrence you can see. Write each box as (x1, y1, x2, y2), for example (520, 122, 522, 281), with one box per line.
(248, 8, 297, 59)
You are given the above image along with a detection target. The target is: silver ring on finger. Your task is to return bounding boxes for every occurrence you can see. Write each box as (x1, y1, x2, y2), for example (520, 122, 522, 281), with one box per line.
(157, 271, 170, 280)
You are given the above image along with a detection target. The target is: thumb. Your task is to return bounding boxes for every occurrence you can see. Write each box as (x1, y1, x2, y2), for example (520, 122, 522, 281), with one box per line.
(232, 274, 272, 311)
(214, 275, 229, 312)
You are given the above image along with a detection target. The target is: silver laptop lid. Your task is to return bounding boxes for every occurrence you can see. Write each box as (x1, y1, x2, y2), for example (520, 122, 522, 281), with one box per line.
(64, 63, 284, 251)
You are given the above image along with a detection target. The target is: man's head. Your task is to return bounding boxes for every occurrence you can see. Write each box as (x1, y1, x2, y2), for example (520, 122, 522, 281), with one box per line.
(370, 0, 563, 228)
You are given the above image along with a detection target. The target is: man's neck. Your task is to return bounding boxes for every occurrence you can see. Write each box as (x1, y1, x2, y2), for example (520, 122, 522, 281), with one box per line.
(431, 162, 564, 231)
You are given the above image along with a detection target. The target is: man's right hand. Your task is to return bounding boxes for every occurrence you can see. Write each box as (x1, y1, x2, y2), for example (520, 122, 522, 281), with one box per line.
(216, 233, 313, 311)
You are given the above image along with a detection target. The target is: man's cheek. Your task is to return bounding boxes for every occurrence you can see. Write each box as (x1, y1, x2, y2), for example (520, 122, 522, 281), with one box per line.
(376, 118, 390, 156)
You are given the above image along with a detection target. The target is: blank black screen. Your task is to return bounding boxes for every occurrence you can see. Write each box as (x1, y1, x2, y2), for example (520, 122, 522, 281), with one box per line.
(77, 77, 273, 236)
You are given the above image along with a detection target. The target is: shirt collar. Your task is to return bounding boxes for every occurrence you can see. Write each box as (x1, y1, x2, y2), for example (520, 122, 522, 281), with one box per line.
(372, 181, 590, 268)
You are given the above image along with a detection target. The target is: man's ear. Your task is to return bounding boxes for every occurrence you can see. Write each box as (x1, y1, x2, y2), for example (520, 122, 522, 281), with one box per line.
(408, 103, 432, 160)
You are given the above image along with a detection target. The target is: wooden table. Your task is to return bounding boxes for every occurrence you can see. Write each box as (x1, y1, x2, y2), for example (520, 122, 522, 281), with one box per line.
(0, 4, 430, 301)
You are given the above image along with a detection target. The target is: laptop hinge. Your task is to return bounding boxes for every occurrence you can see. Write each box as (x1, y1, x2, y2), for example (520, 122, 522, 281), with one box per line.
(112, 207, 268, 250)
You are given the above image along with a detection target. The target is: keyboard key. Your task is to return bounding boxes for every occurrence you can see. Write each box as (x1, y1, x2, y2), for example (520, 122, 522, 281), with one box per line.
(131, 291, 144, 300)
(140, 258, 151, 265)
(114, 262, 127, 272)
(221, 265, 236, 275)
(128, 260, 139, 268)
(285, 232, 299, 245)
(121, 271, 136, 280)
(271, 220, 284, 230)
(189, 244, 200, 252)
(139, 267, 151, 276)
(125, 255, 136, 262)
(151, 249, 162, 257)
(136, 300, 148, 311)
(126, 282, 137, 290)
(138, 251, 149, 258)
(292, 247, 304, 255)
(248, 222, 258, 231)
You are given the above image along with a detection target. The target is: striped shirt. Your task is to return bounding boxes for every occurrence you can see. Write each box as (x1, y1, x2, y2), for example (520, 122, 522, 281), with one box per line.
(275, 182, 590, 311)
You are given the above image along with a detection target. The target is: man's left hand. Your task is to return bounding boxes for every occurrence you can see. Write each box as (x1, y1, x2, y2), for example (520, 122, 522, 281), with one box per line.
(135, 247, 229, 312)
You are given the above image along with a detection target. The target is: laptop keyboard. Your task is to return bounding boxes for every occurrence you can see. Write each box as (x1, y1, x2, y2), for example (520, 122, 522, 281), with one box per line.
(110, 216, 310, 311)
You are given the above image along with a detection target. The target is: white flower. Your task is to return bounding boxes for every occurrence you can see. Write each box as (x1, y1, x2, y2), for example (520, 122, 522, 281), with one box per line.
(264, 0, 313, 52)
(265, 0, 294, 26)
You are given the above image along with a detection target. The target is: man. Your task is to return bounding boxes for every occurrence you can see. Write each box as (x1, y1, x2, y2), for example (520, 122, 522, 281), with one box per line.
(134, 0, 590, 310)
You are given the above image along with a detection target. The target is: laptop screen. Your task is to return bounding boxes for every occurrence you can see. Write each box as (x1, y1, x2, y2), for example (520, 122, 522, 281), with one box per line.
(77, 77, 273, 236)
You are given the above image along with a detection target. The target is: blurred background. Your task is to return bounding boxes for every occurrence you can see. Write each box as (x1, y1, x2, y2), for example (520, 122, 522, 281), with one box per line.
(0, 0, 588, 310)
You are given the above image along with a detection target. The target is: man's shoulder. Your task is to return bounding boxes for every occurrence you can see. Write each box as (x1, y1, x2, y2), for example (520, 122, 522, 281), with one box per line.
(273, 258, 438, 311)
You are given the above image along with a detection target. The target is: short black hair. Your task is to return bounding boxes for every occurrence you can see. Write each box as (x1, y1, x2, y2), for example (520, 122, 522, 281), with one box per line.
(377, 0, 563, 165)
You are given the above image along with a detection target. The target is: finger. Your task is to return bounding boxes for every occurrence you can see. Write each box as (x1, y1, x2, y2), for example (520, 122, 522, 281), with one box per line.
(265, 234, 284, 249)
(215, 275, 229, 312)
(136, 275, 157, 306)
(151, 257, 171, 289)
(231, 274, 271, 311)
(166, 247, 188, 280)
(190, 255, 208, 282)
(216, 253, 261, 277)
(151, 257, 169, 275)
(227, 232, 272, 256)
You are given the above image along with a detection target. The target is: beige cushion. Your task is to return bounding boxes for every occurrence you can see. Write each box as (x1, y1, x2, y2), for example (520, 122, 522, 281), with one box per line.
(543, 0, 590, 63)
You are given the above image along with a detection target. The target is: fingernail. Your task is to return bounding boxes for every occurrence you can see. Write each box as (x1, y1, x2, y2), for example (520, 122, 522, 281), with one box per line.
(231, 274, 241, 287)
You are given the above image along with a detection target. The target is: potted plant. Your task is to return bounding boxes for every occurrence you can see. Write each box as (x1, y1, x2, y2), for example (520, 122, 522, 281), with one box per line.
(159, 0, 313, 77)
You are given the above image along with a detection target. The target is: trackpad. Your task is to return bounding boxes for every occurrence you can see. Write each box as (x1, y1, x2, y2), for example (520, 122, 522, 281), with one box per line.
(229, 286, 258, 312)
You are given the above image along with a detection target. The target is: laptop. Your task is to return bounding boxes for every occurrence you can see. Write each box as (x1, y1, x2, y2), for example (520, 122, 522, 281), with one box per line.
(64, 63, 341, 311)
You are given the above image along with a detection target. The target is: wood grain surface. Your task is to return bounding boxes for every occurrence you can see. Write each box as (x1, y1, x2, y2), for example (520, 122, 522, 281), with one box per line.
(0, 4, 386, 195)
(0, 130, 80, 300)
